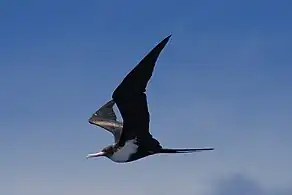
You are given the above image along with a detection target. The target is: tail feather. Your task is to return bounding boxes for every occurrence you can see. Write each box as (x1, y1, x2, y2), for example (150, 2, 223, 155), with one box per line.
(159, 148, 214, 153)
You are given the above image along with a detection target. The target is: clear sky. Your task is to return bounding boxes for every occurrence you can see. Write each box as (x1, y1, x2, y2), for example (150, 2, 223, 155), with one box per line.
(1, 1, 292, 195)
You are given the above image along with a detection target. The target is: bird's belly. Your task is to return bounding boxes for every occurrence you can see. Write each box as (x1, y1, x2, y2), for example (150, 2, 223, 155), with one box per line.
(110, 139, 139, 162)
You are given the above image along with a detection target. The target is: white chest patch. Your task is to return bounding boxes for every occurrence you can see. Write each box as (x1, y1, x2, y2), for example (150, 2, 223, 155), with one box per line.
(110, 139, 139, 162)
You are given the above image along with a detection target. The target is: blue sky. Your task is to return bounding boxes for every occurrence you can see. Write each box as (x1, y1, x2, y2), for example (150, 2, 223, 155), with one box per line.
(1, 0, 292, 195)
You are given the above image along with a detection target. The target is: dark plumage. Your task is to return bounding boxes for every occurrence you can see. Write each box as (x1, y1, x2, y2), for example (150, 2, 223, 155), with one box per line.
(87, 35, 214, 163)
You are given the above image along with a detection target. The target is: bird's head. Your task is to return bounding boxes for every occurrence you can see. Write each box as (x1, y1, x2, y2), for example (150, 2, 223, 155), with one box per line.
(86, 145, 115, 159)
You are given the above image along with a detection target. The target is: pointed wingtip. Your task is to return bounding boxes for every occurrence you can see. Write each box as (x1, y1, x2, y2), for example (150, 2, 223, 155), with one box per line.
(152, 34, 172, 53)
(164, 34, 172, 42)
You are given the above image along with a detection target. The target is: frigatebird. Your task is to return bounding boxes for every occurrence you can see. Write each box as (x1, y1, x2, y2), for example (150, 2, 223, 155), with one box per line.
(87, 35, 214, 163)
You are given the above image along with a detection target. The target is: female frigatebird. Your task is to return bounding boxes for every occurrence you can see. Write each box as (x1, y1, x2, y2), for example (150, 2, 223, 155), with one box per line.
(87, 35, 214, 163)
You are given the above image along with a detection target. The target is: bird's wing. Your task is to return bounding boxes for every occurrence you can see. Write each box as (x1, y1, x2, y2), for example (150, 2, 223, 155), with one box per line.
(92, 99, 117, 121)
(88, 99, 123, 143)
(112, 35, 171, 146)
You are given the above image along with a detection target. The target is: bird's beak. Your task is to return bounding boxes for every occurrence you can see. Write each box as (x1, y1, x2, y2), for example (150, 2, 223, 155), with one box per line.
(86, 151, 106, 159)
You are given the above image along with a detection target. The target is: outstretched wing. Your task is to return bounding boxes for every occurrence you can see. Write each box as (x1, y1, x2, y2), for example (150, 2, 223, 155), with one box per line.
(92, 99, 117, 121)
(88, 100, 123, 143)
(112, 35, 171, 146)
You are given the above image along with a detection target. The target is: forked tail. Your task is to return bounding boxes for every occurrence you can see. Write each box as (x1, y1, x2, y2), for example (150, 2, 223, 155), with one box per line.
(159, 147, 214, 153)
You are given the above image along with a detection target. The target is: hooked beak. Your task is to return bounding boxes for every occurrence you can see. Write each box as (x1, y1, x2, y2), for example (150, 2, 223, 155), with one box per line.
(86, 151, 106, 159)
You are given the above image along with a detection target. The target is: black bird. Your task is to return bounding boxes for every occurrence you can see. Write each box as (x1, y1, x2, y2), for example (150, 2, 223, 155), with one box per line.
(87, 35, 214, 163)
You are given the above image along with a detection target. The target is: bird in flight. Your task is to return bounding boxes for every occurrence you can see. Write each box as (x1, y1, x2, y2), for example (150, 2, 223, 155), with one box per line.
(87, 35, 214, 163)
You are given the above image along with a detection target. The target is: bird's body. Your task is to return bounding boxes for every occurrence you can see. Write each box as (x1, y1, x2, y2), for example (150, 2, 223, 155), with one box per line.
(110, 139, 138, 162)
(87, 35, 214, 163)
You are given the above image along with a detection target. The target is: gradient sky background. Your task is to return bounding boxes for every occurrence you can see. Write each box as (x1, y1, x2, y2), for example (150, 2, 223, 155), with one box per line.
(1, 1, 292, 195)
